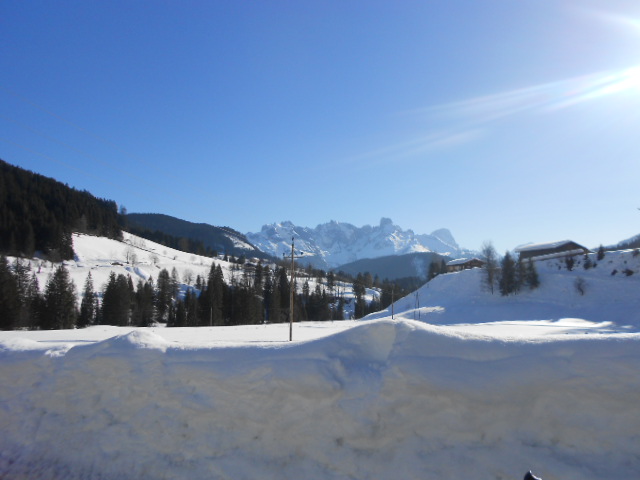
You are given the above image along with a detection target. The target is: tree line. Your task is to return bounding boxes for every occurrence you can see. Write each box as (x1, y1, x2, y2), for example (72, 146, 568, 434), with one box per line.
(0, 255, 406, 330)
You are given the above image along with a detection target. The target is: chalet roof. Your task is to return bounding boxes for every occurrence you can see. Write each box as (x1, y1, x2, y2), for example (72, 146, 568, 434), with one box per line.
(515, 240, 581, 253)
(446, 257, 483, 266)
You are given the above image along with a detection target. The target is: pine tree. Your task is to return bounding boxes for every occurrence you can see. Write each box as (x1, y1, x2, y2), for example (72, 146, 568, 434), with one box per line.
(515, 256, 527, 292)
(133, 278, 155, 327)
(101, 272, 131, 326)
(499, 252, 517, 296)
(352, 273, 367, 319)
(155, 269, 174, 323)
(0, 255, 19, 330)
(13, 258, 34, 328)
(526, 259, 540, 289)
(25, 273, 43, 330)
(78, 272, 96, 328)
(42, 265, 77, 329)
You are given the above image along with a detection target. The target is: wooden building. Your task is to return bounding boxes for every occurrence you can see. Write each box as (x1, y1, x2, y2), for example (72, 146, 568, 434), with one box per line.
(446, 258, 485, 273)
(515, 240, 591, 261)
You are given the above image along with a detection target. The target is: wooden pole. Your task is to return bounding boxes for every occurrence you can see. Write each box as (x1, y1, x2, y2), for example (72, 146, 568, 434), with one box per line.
(391, 285, 394, 320)
(290, 238, 295, 341)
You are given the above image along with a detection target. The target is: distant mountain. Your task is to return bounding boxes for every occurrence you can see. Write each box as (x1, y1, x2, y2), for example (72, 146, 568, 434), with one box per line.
(126, 213, 268, 260)
(247, 218, 469, 270)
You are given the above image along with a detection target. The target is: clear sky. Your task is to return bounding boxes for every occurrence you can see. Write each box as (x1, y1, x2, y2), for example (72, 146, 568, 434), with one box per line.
(2, 0, 640, 253)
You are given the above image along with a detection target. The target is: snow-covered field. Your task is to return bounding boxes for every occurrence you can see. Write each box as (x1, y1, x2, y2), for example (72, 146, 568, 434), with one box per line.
(1, 236, 639, 479)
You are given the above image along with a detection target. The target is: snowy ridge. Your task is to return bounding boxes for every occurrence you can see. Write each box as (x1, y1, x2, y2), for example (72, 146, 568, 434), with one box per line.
(1, 319, 639, 479)
(247, 218, 466, 269)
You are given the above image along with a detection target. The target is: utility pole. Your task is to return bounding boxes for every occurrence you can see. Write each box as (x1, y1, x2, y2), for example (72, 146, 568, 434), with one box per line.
(391, 285, 394, 319)
(285, 237, 304, 341)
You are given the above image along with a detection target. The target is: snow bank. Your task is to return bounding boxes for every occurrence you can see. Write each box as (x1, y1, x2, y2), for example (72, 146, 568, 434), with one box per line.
(1, 319, 639, 479)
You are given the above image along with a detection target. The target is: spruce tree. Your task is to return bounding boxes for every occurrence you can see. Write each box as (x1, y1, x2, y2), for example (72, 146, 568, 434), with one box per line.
(78, 272, 97, 328)
(526, 259, 540, 289)
(133, 278, 155, 327)
(42, 265, 77, 329)
(0, 255, 19, 330)
(101, 272, 131, 326)
(499, 252, 517, 296)
(155, 269, 173, 323)
(25, 273, 43, 330)
(515, 256, 527, 292)
(13, 258, 34, 328)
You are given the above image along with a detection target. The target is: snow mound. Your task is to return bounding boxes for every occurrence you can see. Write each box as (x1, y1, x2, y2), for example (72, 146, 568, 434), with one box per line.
(1, 319, 639, 479)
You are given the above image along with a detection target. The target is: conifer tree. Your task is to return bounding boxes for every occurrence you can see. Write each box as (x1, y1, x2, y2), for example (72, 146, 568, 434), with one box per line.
(25, 272, 43, 330)
(0, 255, 19, 330)
(42, 265, 77, 329)
(78, 272, 96, 328)
(13, 258, 35, 328)
(352, 273, 367, 319)
(101, 272, 131, 326)
(515, 256, 527, 292)
(133, 278, 155, 327)
(155, 268, 174, 323)
(499, 252, 517, 296)
(526, 259, 540, 289)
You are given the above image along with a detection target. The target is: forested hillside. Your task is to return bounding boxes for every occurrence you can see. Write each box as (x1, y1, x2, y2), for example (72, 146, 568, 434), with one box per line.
(126, 213, 266, 260)
(0, 160, 122, 259)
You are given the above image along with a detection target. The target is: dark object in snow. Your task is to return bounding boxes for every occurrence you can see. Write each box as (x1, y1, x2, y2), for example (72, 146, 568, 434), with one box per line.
(524, 471, 542, 480)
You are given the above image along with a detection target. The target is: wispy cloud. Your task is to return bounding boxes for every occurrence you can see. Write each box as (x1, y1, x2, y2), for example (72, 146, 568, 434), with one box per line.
(350, 65, 640, 166)
(344, 129, 483, 167)
(421, 66, 640, 121)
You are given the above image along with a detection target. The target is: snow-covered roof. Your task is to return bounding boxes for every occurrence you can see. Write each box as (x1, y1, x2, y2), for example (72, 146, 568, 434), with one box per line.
(515, 240, 578, 253)
(446, 257, 483, 266)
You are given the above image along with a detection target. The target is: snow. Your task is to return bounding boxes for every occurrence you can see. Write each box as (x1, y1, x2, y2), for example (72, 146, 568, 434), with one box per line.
(1, 320, 639, 479)
(1, 239, 639, 479)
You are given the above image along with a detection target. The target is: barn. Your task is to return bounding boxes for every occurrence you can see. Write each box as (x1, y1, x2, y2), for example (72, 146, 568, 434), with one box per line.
(515, 240, 591, 261)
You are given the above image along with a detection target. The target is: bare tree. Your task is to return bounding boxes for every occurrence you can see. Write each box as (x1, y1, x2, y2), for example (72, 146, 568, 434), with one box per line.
(481, 241, 499, 294)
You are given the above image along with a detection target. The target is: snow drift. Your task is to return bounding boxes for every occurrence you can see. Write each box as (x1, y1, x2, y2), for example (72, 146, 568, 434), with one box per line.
(1, 319, 639, 480)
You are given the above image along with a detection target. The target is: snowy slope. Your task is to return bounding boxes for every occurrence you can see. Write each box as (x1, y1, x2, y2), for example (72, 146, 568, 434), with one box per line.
(9, 232, 373, 320)
(366, 250, 640, 332)
(0, 320, 638, 480)
(247, 218, 467, 269)
(13, 232, 231, 306)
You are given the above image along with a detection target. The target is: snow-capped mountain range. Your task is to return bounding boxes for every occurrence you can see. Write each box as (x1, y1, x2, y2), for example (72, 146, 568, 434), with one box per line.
(247, 218, 469, 269)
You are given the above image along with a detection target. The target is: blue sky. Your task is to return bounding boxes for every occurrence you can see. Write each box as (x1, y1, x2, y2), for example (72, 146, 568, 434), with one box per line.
(2, 0, 640, 253)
